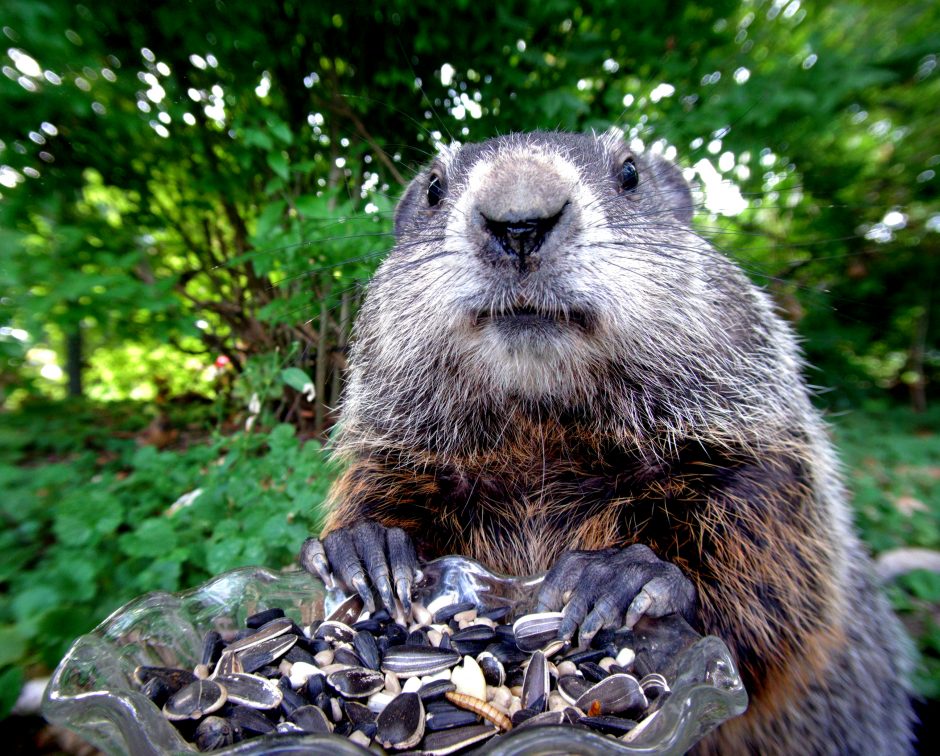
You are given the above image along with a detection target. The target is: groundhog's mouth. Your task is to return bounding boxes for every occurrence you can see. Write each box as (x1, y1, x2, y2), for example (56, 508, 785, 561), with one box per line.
(475, 305, 593, 332)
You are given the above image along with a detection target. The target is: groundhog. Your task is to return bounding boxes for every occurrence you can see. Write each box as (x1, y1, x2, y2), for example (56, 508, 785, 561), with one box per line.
(301, 130, 915, 753)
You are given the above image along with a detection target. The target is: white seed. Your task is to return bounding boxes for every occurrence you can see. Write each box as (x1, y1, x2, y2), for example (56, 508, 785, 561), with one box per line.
(427, 629, 443, 647)
(556, 661, 578, 677)
(314, 650, 334, 666)
(367, 690, 396, 714)
(411, 603, 432, 626)
(543, 640, 567, 657)
(490, 698, 510, 715)
(193, 664, 209, 680)
(426, 594, 458, 616)
(421, 669, 452, 685)
(451, 655, 487, 701)
(473, 617, 497, 629)
(508, 696, 522, 716)
(548, 691, 567, 712)
(490, 686, 512, 711)
(384, 671, 401, 694)
(616, 647, 636, 668)
(454, 609, 477, 624)
(288, 661, 320, 689)
(349, 730, 371, 747)
(319, 663, 352, 675)
(598, 657, 616, 672)
(401, 676, 422, 694)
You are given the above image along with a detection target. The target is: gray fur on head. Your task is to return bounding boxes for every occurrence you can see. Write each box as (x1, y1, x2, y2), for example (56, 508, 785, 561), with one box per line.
(341, 130, 810, 458)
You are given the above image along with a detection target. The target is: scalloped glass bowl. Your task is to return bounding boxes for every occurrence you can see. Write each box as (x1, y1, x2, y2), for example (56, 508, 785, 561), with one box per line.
(43, 557, 747, 755)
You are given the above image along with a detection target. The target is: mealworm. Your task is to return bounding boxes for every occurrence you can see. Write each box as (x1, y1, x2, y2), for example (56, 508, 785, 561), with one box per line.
(444, 691, 513, 731)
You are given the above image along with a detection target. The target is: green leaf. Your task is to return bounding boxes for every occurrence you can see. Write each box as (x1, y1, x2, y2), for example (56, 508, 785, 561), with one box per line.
(0, 626, 27, 667)
(119, 518, 179, 558)
(295, 194, 327, 217)
(253, 200, 286, 245)
(280, 367, 314, 393)
(11, 585, 61, 625)
(205, 537, 245, 575)
(266, 151, 289, 180)
(900, 570, 940, 602)
(0, 666, 24, 719)
(52, 512, 95, 547)
(243, 128, 274, 151)
(268, 121, 293, 145)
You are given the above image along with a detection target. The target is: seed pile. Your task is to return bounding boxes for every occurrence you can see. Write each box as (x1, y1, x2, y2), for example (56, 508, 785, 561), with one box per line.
(134, 592, 673, 753)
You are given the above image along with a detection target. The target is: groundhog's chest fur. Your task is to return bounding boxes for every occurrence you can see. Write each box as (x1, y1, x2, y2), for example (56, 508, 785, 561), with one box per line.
(340, 415, 752, 581)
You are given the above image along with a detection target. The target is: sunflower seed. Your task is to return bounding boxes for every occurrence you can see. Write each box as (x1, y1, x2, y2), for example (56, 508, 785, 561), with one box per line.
(237, 634, 297, 672)
(574, 673, 647, 715)
(163, 679, 227, 721)
(381, 646, 460, 677)
(422, 723, 500, 754)
(194, 715, 234, 750)
(327, 594, 365, 625)
(513, 612, 564, 652)
(522, 650, 549, 712)
(327, 667, 386, 698)
(215, 672, 283, 709)
(289, 704, 333, 734)
(315, 620, 357, 645)
(376, 692, 425, 749)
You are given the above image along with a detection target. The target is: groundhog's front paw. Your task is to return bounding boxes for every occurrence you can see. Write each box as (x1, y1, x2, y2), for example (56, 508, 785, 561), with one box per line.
(300, 521, 418, 615)
(535, 544, 696, 646)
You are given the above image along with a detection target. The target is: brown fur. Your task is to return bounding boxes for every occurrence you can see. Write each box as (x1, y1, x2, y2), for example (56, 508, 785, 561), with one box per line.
(325, 418, 907, 753)
(324, 412, 847, 746)
(321, 132, 914, 754)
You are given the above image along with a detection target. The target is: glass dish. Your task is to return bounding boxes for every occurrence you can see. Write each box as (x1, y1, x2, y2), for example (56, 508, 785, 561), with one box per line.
(42, 556, 747, 755)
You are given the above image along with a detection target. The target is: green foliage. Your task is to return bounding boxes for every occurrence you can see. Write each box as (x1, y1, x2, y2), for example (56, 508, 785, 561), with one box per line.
(834, 403, 940, 553)
(833, 403, 940, 700)
(0, 400, 334, 706)
(888, 571, 940, 700)
(0, 0, 936, 411)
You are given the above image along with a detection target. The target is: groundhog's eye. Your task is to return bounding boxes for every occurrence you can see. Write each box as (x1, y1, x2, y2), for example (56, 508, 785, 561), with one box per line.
(619, 159, 639, 193)
(427, 173, 445, 207)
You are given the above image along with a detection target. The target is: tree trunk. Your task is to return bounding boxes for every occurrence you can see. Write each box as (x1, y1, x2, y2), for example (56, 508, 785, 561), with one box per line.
(908, 300, 929, 413)
(331, 289, 352, 407)
(314, 280, 332, 435)
(65, 327, 83, 398)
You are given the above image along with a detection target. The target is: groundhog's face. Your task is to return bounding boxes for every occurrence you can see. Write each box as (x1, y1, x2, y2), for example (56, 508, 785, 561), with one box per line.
(346, 131, 786, 438)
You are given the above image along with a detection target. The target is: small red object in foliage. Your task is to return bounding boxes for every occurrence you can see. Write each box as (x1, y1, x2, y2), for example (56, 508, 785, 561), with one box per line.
(214, 355, 231, 369)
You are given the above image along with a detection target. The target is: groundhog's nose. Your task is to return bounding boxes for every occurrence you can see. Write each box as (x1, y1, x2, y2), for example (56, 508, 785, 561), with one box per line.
(474, 156, 574, 273)
(481, 211, 563, 269)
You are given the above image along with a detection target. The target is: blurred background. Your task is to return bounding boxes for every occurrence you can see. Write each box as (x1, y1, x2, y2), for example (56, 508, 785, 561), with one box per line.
(0, 0, 937, 750)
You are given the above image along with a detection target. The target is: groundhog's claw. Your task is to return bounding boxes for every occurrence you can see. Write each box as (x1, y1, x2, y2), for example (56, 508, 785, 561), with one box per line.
(300, 521, 417, 615)
(299, 537, 333, 588)
(536, 544, 696, 647)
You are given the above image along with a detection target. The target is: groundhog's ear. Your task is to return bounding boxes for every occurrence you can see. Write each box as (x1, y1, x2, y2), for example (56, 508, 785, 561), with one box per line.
(394, 174, 429, 240)
(642, 155, 694, 226)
